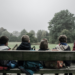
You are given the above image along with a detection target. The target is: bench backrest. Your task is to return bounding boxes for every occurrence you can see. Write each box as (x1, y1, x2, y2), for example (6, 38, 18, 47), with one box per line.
(0, 50, 75, 61)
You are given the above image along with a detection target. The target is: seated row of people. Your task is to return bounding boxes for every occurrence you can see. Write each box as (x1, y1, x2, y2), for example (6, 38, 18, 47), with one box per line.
(0, 35, 72, 51)
(0, 35, 73, 75)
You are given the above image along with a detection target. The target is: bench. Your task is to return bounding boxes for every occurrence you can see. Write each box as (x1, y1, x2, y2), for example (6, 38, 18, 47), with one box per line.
(0, 50, 75, 75)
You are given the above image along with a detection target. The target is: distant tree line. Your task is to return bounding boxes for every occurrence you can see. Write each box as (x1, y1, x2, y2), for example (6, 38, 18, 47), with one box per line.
(0, 27, 49, 43)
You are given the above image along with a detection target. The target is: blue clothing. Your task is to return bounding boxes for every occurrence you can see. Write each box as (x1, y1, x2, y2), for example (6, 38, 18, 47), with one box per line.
(60, 42, 67, 46)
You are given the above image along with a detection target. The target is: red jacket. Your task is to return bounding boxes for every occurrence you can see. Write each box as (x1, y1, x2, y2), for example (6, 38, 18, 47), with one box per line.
(73, 41, 75, 51)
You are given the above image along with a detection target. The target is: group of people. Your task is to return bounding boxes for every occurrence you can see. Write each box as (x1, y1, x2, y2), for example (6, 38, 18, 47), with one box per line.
(0, 35, 74, 75)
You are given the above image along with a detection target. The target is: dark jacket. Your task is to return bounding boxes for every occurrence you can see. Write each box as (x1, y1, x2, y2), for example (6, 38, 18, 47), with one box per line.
(17, 42, 32, 66)
(17, 42, 31, 50)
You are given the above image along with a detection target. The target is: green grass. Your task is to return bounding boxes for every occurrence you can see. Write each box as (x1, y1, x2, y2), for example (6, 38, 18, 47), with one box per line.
(8, 42, 73, 50)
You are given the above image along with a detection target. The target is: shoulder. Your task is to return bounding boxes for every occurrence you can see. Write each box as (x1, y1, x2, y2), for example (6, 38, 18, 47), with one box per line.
(0, 46, 10, 50)
(55, 45, 61, 50)
(65, 45, 71, 51)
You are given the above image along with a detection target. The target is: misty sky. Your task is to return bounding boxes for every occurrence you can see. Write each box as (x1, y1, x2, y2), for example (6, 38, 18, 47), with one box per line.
(0, 0, 75, 33)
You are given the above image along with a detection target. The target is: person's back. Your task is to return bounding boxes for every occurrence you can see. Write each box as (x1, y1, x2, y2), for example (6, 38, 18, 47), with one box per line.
(17, 35, 32, 66)
(0, 36, 10, 70)
(55, 35, 72, 75)
(55, 35, 71, 66)
(17, 35, 43, 75)
(17, 35, 31, 50)
(39, 39, 49, 68)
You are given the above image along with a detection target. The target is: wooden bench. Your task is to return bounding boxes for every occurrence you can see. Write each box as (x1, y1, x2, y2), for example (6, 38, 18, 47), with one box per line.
(0, 50, 75, 75)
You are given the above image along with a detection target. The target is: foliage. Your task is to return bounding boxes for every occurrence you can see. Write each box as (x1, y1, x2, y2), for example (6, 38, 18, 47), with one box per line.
(37, 30, 49, 42)
(27, 33, 37, 43)
(29, 30, 35, 37)
(37, 30, 42, 42)
(12, 31, 20, 37)
(0, 27, 6, 36)
(19, 29, 27, 38)
(48, 10, 75, 43)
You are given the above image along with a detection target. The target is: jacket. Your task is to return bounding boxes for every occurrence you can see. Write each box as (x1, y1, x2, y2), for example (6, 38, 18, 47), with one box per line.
(55, 43, 70, 51)
(0, 45, 10, 66)
(17, 42, 33, 66)
(17, 42, 31, 50)
(17, 42, 43, 75)
(0, 45, 10, 50)
(55, 43, 71, 66)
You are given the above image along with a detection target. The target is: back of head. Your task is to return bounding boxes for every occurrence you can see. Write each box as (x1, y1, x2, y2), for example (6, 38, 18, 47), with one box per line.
(22, 35, 30, 42)
(40, 39, 48, 50)
(0, 36, 9, 45)
(43, 38, 48, 43)
(58, 35, 67, 43)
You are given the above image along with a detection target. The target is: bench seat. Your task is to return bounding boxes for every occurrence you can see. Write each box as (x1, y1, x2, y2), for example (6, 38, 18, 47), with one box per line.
(1, 64, 75, 73)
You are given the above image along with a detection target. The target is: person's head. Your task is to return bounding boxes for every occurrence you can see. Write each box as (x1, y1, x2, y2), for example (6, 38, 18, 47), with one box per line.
(22, 35, 30, 43)
(0, 36, 9, 46)
(58, 35, 67, 43)
(40, 39, 48, 50)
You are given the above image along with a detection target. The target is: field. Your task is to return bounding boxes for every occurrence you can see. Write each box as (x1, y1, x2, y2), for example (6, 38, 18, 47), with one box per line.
(8, 42, 74, 50)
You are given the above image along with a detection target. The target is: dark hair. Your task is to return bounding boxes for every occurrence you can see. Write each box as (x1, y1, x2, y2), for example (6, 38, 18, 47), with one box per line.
(0, 36, 9, 45)
(40, 40, 48, 50)
(58, 35, 67, 43)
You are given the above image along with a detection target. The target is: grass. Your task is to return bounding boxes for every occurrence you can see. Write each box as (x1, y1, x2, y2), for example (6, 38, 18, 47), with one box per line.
(8, 42, 73, 50)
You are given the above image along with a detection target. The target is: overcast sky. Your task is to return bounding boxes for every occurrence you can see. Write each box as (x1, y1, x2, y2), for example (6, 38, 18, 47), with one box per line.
(0, 0, 75, 33)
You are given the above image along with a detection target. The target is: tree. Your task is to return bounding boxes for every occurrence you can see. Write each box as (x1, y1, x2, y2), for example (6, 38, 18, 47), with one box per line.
(27, 33, 37, 43)
(41, 30, 49, 38)
(48, 10, 75, 43)
(37, 30, 42, 42)
(60, 29, 72, 42)
(0, 27, 6, 36)
(12, 31, 20, 37)
(19, 29, 27, 38)
(1, 31, 10, 38)
(29, 30, 35, 37)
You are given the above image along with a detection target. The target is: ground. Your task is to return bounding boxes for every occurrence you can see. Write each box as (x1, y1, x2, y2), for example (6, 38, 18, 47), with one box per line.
(8, 42, 73, 50)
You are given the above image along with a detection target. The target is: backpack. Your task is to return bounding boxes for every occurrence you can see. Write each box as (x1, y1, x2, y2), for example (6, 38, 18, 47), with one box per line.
(18, 61, 43, 75)
(6, 60, 18, 68)
(44, 49, 64, 69)
(44, 61, 64, 69)
(23, 61, 43, 71)
(0, 60, 10, 70)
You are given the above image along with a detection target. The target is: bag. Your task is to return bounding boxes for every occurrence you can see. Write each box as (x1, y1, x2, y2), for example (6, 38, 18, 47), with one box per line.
(23, 61, 43, 71)
(7, 60, 18, 68)
(0, 60, 10, 70)
(0, 66, 8, 70)
(18, 61, 43, 75)
(43, 48, 63, 69)
(44, 61, 63, 69)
